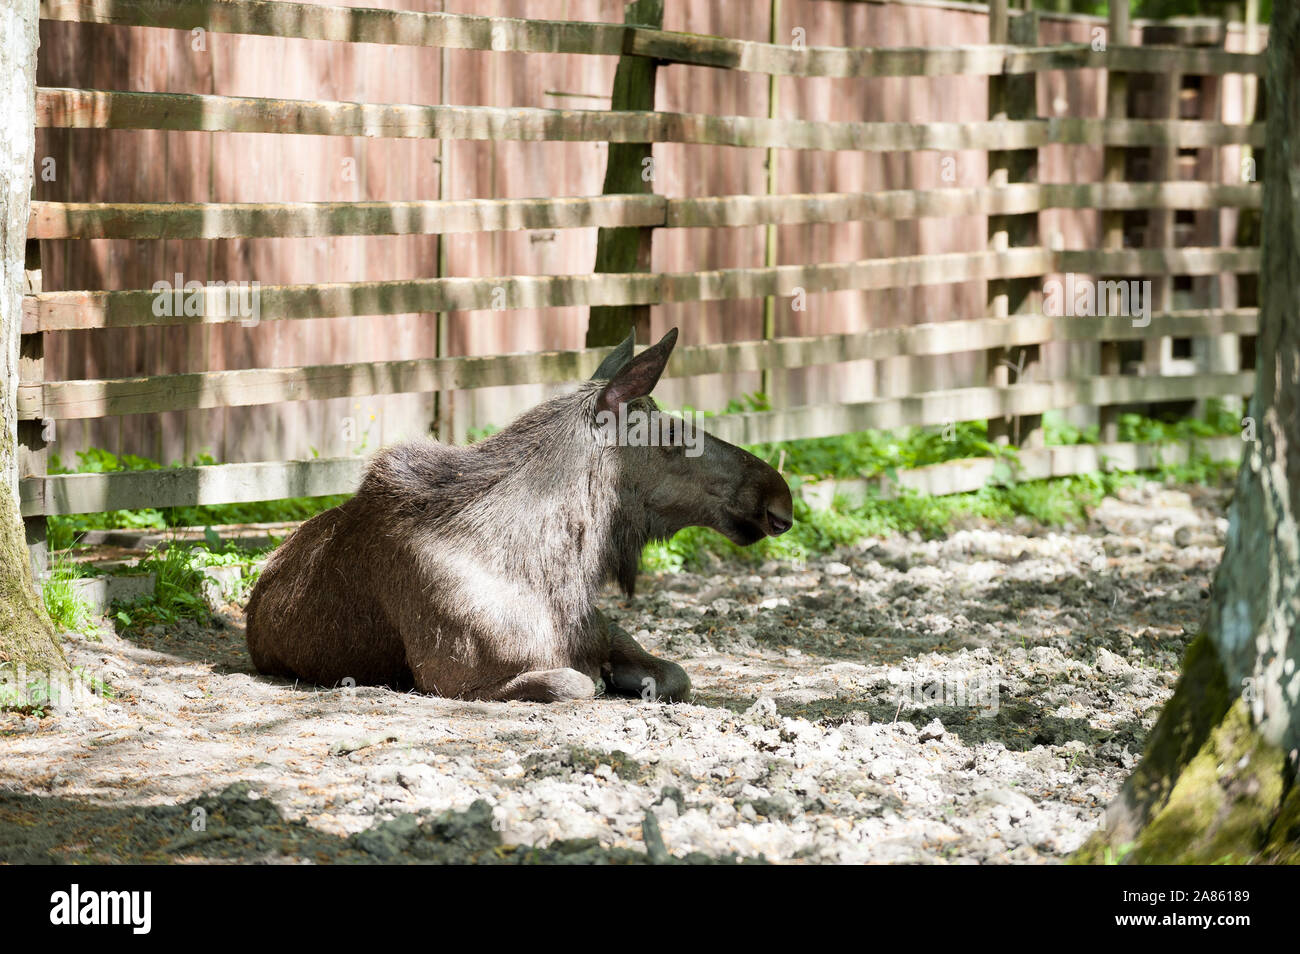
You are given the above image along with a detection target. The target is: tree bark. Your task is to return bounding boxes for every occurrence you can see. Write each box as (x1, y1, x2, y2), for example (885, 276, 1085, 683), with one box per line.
(1078, 1, 1299, 864)
(0, 0, 62, 674)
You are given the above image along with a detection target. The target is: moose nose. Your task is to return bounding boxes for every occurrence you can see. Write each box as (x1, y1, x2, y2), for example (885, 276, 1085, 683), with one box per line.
(767, 508, 793, 536)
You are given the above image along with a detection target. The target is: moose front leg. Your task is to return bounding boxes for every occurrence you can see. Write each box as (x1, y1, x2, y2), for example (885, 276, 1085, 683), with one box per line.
(597, 614, 691, 703)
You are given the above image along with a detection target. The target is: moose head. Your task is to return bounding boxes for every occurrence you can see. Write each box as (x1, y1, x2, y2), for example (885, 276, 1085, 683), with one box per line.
(588, 327, 793, 550)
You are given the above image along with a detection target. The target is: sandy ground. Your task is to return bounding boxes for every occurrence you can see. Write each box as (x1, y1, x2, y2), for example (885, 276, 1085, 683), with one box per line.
(0, 479, 1229, 864)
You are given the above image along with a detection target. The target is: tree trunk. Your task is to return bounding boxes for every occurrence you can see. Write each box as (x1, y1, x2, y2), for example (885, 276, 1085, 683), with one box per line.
(1078, 2, 1300, 864)
(0, 0, 62, 675)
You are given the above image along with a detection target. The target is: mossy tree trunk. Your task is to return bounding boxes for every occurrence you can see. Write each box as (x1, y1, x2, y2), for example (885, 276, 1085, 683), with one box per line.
(0, 0, 62, 674)
(1078, 2, 1300, 864)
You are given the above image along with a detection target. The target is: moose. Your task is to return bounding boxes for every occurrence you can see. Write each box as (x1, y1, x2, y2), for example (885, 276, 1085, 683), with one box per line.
(245, 328, 793, 703)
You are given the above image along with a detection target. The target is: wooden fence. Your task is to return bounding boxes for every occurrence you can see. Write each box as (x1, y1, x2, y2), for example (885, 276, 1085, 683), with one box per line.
(18, 0, 1266, 569)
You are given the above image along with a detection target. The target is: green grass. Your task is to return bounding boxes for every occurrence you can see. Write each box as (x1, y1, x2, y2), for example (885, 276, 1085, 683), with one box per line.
(111, 542, 265, 632)
(41, 558, 99, 635)
(640, 396, 1241, 573)
(641, 471, 1149, 573)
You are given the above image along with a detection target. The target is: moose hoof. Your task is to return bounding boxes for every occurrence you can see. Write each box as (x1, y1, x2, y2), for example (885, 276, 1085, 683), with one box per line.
(609, 659, 692, 703)
(651, 662, 692, 703)
(491, 667, 596, 702)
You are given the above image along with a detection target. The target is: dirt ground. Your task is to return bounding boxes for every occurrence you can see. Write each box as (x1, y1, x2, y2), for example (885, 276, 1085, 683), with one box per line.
(0, 479, 1229, 864)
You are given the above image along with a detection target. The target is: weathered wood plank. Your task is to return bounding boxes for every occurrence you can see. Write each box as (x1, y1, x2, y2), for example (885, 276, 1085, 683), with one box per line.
(37, 3, 1265, 77)
(39, 0, 630, 54)
(18, 310, 1259, 420)
(24, 272, 663, 333)
(663, 248, 1053, 302)
(30, 182, 1261, 240)
(1010, 45, 1264, 77)
(667, 182, 1262, 228)
(22, 248, 1051, 331)
(19, 388, 1256, 517)
(27, 195, 668, 240)
(803, 434, 1247, 506)
(632, 32, 1013, 76)
(35, 89, 1266, 150)
(1057, 247, 1262, 275)
(704, 373, 1256, 445)
(21, 456, 367, 517)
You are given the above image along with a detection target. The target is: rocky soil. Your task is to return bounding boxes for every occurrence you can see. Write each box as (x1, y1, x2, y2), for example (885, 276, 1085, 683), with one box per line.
(0, 480, 1230, 864)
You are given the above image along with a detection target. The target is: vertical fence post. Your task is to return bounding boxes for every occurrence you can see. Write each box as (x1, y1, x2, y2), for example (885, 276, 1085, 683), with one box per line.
(19, 239, 47, 575)
(986, 3, 1042, 448)
(1099, 0, 1129, 443)
(761, 0, 781, 402)
(586, 0, 664, 348)
(432, 5, 453, 444)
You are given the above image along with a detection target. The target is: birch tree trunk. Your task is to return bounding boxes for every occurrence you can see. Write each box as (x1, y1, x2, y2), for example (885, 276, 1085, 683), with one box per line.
(1079, 1, 1299, 864)
(0, 0, 62, 674)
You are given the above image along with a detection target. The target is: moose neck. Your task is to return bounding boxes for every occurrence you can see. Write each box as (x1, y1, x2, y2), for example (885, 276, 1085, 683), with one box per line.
(458, 390, 649, 615)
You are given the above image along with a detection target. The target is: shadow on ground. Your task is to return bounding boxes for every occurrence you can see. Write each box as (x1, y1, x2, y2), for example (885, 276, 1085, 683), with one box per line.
(0, 783, 757, 865)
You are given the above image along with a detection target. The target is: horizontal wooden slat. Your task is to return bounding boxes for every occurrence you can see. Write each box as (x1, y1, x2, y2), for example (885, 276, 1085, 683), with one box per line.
(27, 195, 668, 240)
(23, 248, 1051, 331)
(21, 247, 1258, 335)
(38, 2, 1266, 77)
(20, 349, 604, 421)
(705, 372, 1256, 445)
(18, 309, 1258, 421)
(23, 429, 1252, 519)
(634, 40, 1264, 78)
(662, 248, 1051, 302)
(1057, 247, 1262, 275)
(634, 34, 1014, 76)
(668, 182, 1262, 228)
(39, 0, 631, 54)
(30, 182, 1263, 240)
(804, 435, 1247, 506)
(24, 272, 660, 333)
(20, 378, 1255, 517)
(22, 457, 366, 517)
(1014, 44, 1264, 77)
(35, 89, 1266, 150)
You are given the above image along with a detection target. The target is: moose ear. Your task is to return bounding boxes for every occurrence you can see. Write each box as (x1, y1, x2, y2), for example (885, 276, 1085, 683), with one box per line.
(590, 329, 635, 381)
(597, 327, 678, 414)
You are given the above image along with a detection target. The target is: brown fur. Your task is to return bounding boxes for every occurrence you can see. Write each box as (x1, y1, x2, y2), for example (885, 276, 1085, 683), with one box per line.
(245, 329, 792, 702)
